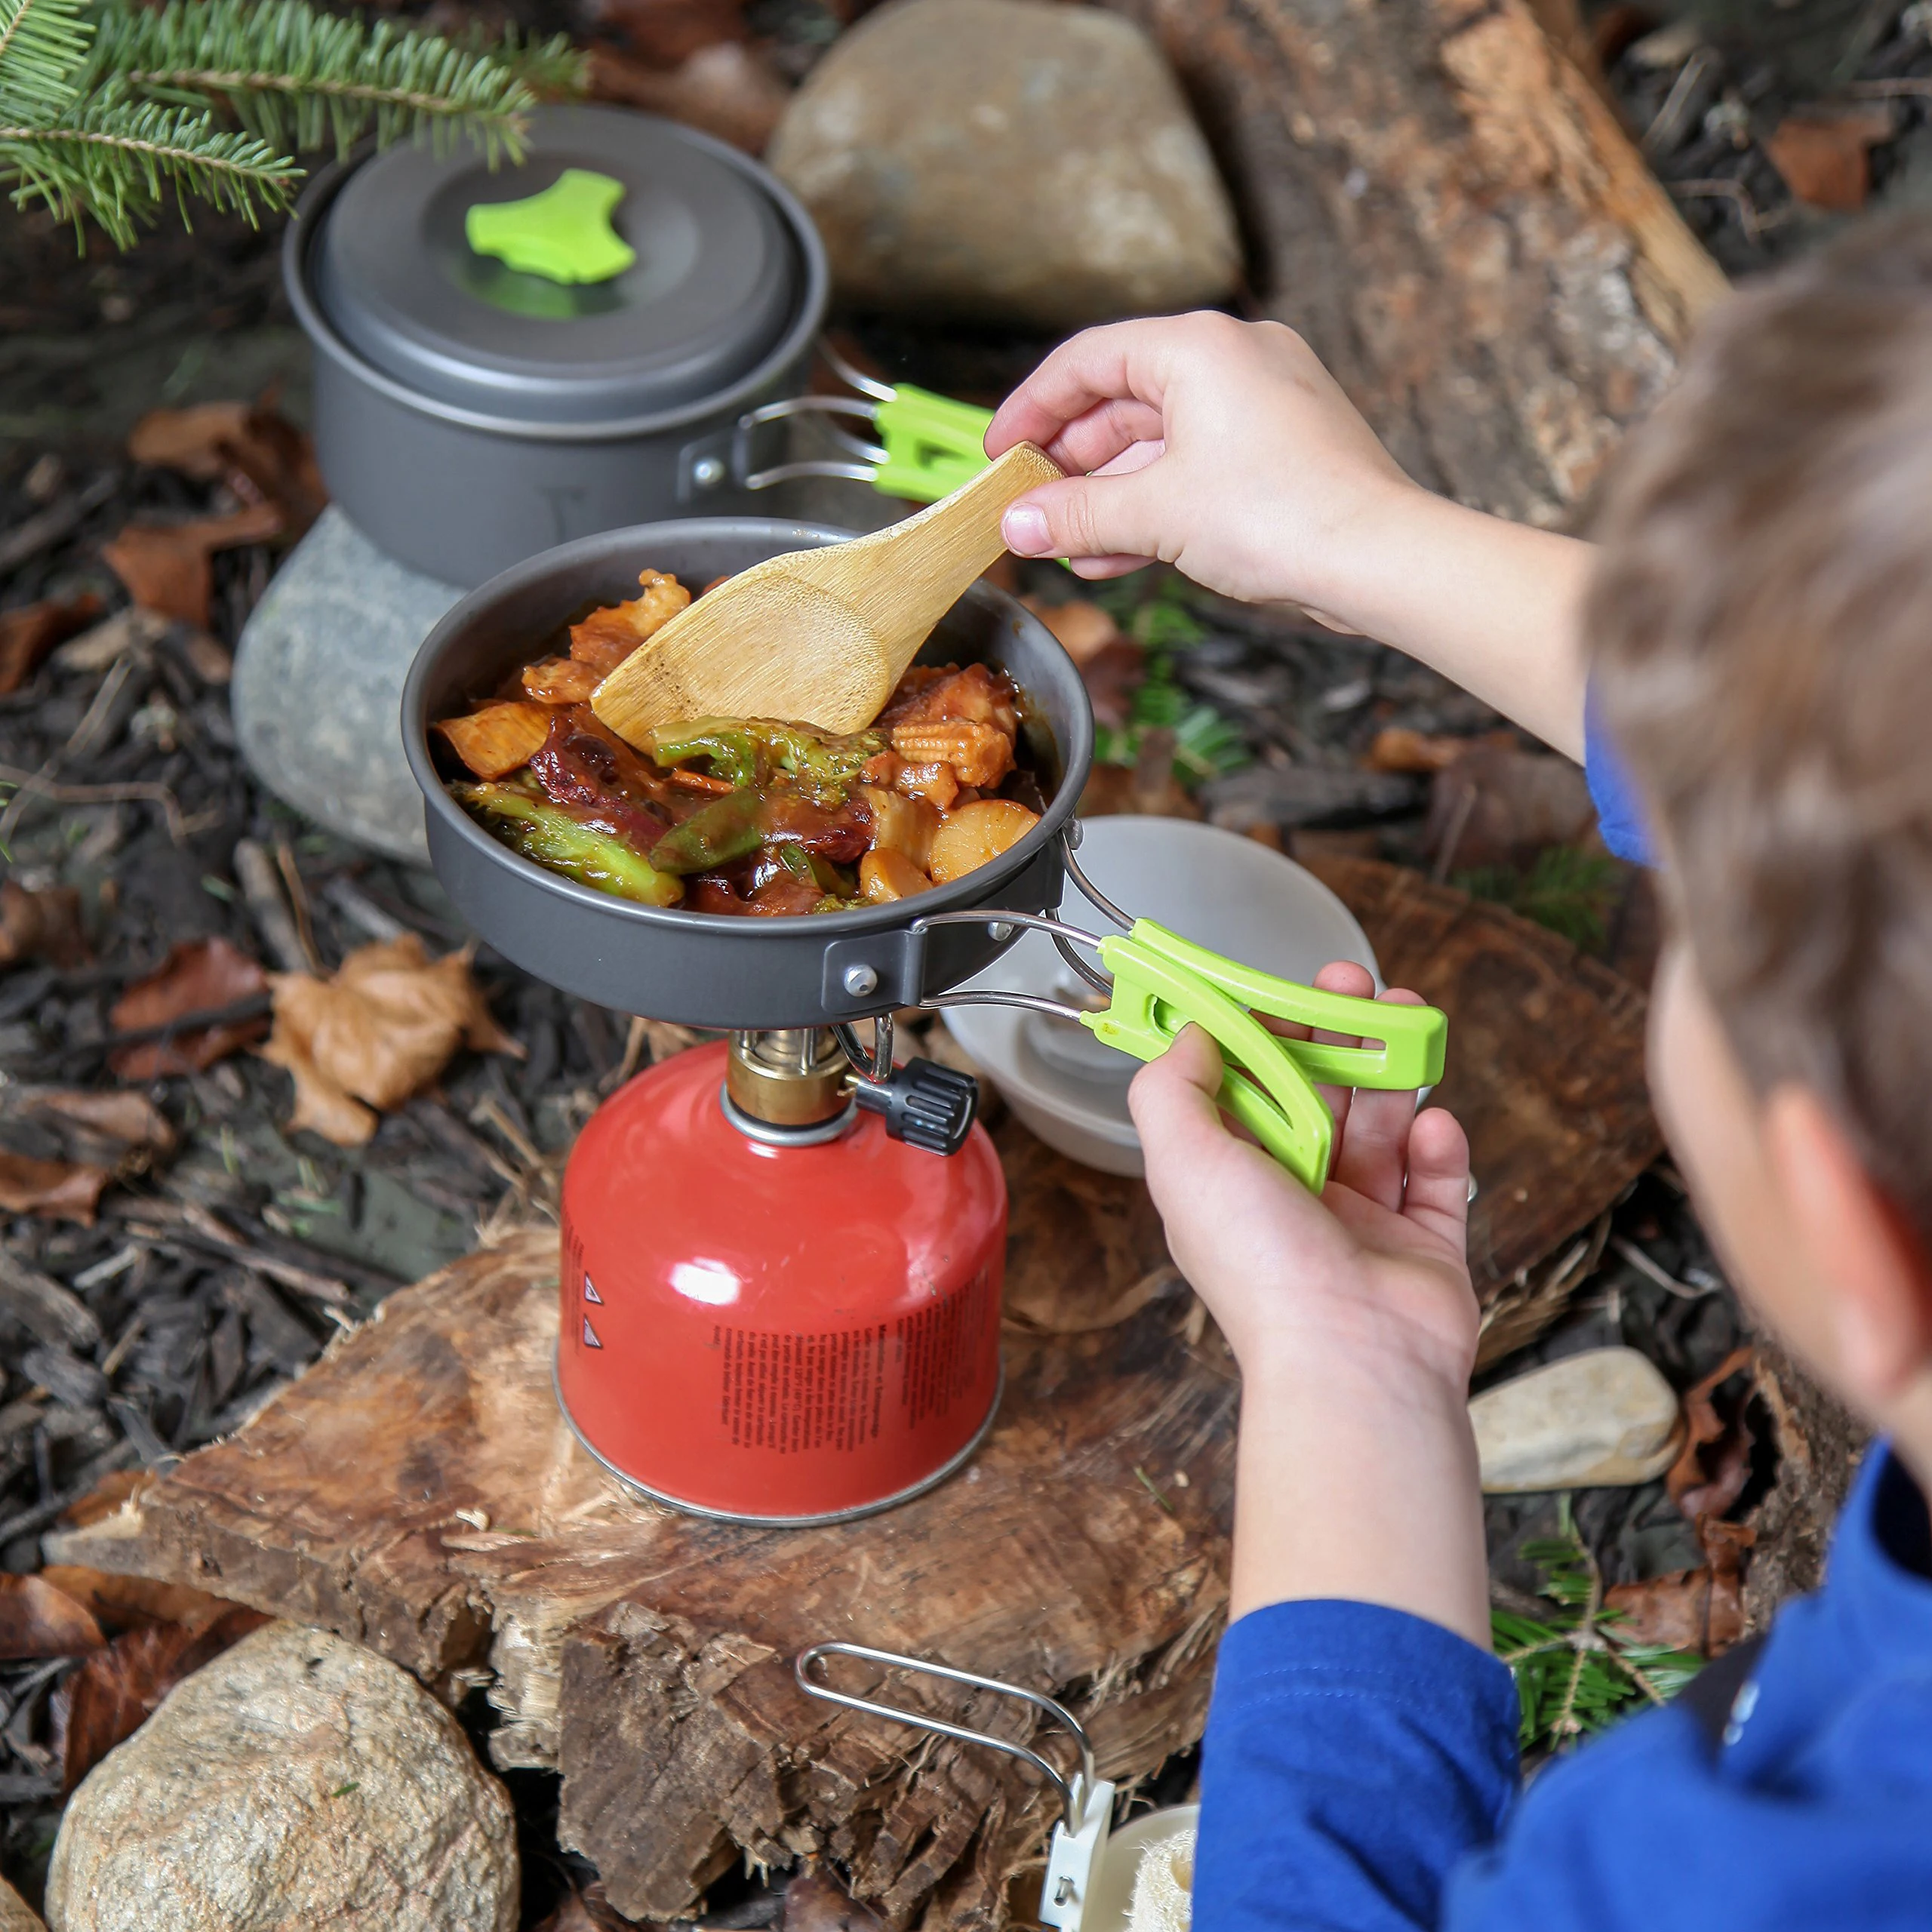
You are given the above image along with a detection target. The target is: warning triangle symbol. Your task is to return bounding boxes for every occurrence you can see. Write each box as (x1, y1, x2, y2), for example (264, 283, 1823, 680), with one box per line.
(583, 1315, 603, 1349)
(583, 1276, 603, 1305)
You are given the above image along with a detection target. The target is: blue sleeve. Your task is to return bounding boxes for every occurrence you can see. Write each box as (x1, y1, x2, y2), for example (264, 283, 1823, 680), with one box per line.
(1193, 1601, 1520, 1932)
(1583, 684, 1653, 866)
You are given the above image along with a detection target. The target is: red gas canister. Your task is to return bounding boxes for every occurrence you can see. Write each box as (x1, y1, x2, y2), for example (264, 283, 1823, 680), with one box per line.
(558, 1041, 1008, 1523)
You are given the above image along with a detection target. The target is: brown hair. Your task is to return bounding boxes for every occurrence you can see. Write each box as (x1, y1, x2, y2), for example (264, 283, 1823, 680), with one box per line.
(1588, 212, 1932, 1238)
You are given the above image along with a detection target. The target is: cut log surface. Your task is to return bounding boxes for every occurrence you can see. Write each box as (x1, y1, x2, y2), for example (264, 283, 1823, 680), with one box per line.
(55, 1118, 1234, 1932)
(1306, 857, 1661, 1358)
(1100, 0, 1729, 525)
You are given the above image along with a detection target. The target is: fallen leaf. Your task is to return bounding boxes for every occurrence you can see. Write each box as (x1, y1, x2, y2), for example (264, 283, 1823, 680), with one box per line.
(0, 1151, 109, 1225)
(0, 591, 105, 694)
(1604, 1563, 1745, 1656)
(1365, 726, 1511, 774)
(1426, 743, 1598, 871)
(0, 878, 91, 969)
(533, 1883, 645, 1932)
(49, 605, 171, 676)
(129, 400, 326, 540)
(107, 937, 272, 1079)
(262, 934, 521, 1147)
(17, 1088, 176, 1154)
(59, 1604, 269, 1789)
(1022, 597, 1124, 666)
(1668, 1344, 1758, 1531)
(588, 38, 791, 152)
(1765, 109, 1894, 213)
(0, 1573, 106, 1660)
(586, 0, 748, 66)
(38, 1565, 234, 1636)
(101, 501, 284, 626)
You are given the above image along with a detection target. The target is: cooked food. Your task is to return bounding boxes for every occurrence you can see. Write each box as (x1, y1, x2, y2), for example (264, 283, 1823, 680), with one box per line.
(432, 568, 1047, 915)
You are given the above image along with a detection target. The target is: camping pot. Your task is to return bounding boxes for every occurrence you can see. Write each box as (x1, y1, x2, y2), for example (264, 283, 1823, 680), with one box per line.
(285, 104, 829, 588)
(401, 518, 1094, 1027)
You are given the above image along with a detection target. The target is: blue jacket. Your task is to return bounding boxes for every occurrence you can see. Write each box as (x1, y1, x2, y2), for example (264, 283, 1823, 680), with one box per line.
(1195, 1446, 1932, 1932)
(1194, 716, 1932, 1930)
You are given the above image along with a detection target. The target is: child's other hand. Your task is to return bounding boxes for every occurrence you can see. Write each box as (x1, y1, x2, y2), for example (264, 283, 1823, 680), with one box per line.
(1130, 961, 1490, 1640)
(985, 314, 1417, 620)
(1130, 961, 1477, 1389)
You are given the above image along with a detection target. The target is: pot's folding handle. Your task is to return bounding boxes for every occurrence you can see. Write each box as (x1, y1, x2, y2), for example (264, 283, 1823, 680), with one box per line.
(1085, 920, 1448, 1192)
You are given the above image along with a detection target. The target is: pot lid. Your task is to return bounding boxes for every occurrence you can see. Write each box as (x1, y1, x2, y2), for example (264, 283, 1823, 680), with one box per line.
(312, 104, 801, 426)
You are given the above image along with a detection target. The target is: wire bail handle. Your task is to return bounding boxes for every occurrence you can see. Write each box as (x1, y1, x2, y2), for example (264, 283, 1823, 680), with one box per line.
(730, 343, 1000, 502)
(795, 1642, 1115, 1932)
(912, 824, 1449, 1192)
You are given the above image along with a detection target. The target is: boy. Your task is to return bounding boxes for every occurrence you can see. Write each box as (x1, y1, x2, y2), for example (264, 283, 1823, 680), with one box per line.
(984, 213, 1932, 1928)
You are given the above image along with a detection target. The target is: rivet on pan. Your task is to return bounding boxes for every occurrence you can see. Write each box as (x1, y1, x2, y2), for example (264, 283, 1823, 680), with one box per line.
(988, 922, 1014, 943)
(692, 456, 726, 488)
(843, 964, 879, 996)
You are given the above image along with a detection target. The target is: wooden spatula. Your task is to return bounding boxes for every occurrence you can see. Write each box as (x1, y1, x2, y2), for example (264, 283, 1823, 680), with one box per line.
(592, 442, 1063, 742)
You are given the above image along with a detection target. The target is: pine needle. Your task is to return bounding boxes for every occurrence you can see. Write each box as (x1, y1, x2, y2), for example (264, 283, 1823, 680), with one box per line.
(0, 0, 92, 115)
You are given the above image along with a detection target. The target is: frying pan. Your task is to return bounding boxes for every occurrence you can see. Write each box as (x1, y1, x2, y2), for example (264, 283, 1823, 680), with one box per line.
(401, 518, 1094, 1027)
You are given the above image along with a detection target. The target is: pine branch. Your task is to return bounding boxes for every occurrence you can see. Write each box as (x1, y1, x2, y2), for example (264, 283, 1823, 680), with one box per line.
(85, 0, 585, 164)
(0, 0, 92, 116)
(1, 87, 298, 246)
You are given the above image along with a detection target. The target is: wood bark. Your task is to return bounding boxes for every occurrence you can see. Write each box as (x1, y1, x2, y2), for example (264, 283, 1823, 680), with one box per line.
(1098, 0, 1729, 526)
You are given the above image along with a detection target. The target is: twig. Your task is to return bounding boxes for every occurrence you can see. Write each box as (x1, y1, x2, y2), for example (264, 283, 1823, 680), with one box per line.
(1666, 177, 1786, 245)
(0, 1440, 138, 1547)
(601, 1014, 649, 1096)
(323, 875, 407, 944)
(0, 760, 193, 843)
(1611, 1235, 1714, 1300)
(1844, 75, 1932, 97)
(232, 838, 311, 974)
(0, 471, 117, 577)
(58, 991, 273, 1063)
(1641, 47, 1718, 155)
(274, 837, 324, 973)
(117, 1198, 359, 1306)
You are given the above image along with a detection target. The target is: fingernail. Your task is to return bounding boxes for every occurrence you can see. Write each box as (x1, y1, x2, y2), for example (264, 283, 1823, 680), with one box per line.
(1003, 503, 1051, 555)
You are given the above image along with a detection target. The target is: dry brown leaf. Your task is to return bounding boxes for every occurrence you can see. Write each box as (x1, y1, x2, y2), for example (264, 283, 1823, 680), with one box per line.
(0, 878, 91, 969)
(20, 1089, 176, 1154)
(587, 39, 791, 153)
(101, 501, 284, 626)
(39, 1564, 234, 1636)
(0, 1151, 109, 1225)
(0, 1572, 106, 1660)
(0, 591, 105, 695)
(263, 935, 521, 1147)
(784, 1871, 888, 1932)
(1077, 638, 1148, 731)
(1604, 1562, 1745, 1656)
(1022, 596, 1124, 666)
(108, 936, 271, 1079)
(58, 1604, 269, 1790)
(1668, 1343, 1758, 1531)
(433, 700, 555, 780)
(128, 401, 326, 540)
(1764, 109, 1894, 212)
(1425, 743, 1598, 871)
(1364, 727, 1511, 774)
(586, 0, 748, 64)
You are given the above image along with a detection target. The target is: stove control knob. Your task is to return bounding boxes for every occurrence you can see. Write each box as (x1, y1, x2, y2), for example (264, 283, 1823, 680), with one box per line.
(854, 1057, 979, 1156)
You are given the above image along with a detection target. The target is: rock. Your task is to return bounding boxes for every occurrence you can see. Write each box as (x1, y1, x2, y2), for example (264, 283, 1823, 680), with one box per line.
(233, 509, 460, 866)
(768, 0, 1241, 330)
(1472, 1347, 1682, 1494)
(46, 1622, 517, 1932)
(0, 1876, 45, 1932)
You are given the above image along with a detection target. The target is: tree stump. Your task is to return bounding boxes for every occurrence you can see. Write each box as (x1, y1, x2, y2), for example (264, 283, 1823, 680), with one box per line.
(1100, 0, 1729, 526)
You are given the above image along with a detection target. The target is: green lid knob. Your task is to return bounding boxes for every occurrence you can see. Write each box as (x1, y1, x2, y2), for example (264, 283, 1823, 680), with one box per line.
(464, 168, 637, 286)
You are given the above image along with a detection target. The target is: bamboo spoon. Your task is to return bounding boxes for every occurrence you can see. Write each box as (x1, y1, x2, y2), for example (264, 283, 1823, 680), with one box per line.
(592, 441, 1063, 743)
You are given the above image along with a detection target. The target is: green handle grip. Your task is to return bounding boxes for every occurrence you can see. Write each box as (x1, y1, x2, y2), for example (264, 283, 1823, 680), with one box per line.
(870, 385, 998, 503)
(1079, 918, 1448, 1192)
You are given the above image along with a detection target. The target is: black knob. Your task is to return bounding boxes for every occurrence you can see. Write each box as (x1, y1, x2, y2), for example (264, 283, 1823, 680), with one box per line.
(853, 1057, 980, 1155)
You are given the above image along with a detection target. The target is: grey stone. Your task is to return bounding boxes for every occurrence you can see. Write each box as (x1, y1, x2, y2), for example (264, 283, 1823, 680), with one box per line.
(1472, 1347, 1683, 1494)
(768, 0, 1241, 331)
(46, 1622, 518, 1932)
(232, 509, 460, 865)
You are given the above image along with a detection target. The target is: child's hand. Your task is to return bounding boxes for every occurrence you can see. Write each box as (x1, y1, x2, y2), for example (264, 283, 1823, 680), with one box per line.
(1131, 961, 1492, 1644)
(986, 313, 1595, 760)
(985, 313, 1414, 617)
(1130, 961, 1477, 1389)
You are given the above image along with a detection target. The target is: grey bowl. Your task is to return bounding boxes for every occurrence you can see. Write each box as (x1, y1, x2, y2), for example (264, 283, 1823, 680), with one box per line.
(401, 519, 1094, 1028)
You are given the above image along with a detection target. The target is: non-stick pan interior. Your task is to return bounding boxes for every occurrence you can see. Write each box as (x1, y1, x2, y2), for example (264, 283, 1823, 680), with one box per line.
(402, 518, 1094, 1029)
